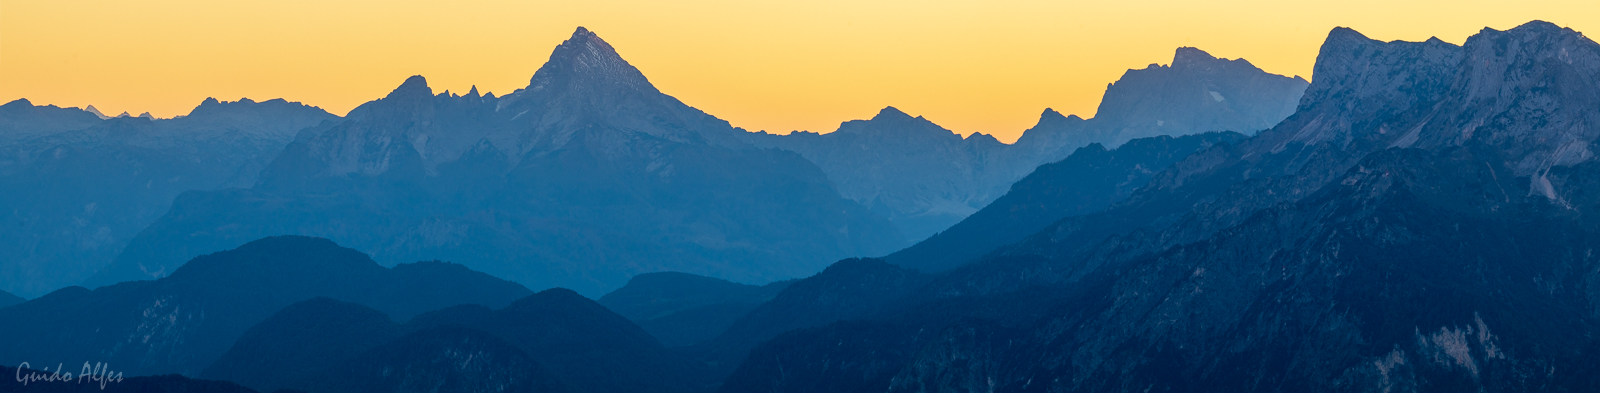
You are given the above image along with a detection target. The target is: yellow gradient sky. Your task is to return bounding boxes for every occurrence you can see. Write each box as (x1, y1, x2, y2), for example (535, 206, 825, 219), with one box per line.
(2, 1, 1594, 142)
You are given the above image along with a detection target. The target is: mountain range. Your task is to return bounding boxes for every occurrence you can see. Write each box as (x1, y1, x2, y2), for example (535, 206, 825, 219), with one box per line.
(204, 287, 707, 393)
(886, 131, 1247, 272)
(598, 272, 794, 347)
(7, 19, 1592, 393)
(744, 47, 1307, 240)
(0, 236, 531, 376)
(0, 97, 334, 297)
(84, 27, 905, 297)
(0, 30, 1306, 300)
(706, 20, 1600, 392)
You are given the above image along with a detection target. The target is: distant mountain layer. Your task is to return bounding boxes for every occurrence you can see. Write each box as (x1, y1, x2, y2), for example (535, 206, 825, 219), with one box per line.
(746, 47, 1307, 240)
(212, 289, 707, 393)
(0, 98, 335, 297)
(0, 236, 531, 376)
(90, 27, 905, 297)
(598, 272, 793, 346)
(712, 21, 1600, 391)
(887, 131, 1246, 272)
(0, 289, 22, 309)
(692, 258, 931, 377)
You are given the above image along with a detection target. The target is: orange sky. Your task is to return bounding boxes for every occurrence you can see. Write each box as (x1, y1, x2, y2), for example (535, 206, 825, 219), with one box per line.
(2, 1, 1594, 142)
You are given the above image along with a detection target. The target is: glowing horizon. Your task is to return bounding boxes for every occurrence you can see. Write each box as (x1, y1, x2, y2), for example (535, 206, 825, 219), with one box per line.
(2, 1, 1593, 143)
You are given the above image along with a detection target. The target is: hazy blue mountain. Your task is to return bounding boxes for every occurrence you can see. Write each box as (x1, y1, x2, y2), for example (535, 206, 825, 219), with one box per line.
(0, 98, 335, 297)
(211, 288, 698, 393)
(886, 131, 1246, 272)
(599, 272, 793, 346)
(719, 320, 922, 393)
(0, 99, 104, 140)
(91, 27, 905, 297)
(743, 107, 1013, 240)
(0, 236, 531, 377)
(0, 289, 20, 309)
(299, 326, 568, 393)
(713, 21, 1600, 392)
(744, 48, 1305, 241)
(404, 288, 710, 393)
(0, 365, 260, 393)
(691, 258, 930, 377)
(201, 297, 404, 392)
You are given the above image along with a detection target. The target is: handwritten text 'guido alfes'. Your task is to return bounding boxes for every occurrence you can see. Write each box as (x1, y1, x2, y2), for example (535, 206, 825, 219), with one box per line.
(14, 362, 124, 390)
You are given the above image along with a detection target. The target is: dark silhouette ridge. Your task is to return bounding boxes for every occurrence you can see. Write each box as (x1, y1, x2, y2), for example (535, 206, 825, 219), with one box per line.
(0, 289, 22, 309)
(598, 272, 793, 346)
(0, 236, 531, 377)
(886, 131, 1247, 272)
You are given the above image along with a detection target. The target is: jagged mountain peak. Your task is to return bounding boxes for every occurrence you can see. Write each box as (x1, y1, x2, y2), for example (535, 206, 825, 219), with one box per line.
(1160, 46, 1264, 73)
(964, 132, 1002, 145)
(1038, 107, 1064, 120)
(1034, 107, 1082, 128)
(1324, 26, 1373, 47)
(83, 104, 110, 119)
(833, 106, 957, 139)
(387, 75, 434, 100)
(1171, 46, 1221, 67)
(873, 106, 912, 120)
(335, 75, 440, 123)
(525, 26, 654, 93)
(187, 97, 311, 115)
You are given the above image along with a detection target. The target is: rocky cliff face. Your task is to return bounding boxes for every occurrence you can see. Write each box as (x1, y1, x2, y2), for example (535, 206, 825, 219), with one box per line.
(93, 27, 905, 297)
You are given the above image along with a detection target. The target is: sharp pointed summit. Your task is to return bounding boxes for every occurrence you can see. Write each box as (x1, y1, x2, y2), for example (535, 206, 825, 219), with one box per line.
(84, 104, 111, 119)
(525, 26, 654, 93)
(871, 106, 912, 121)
